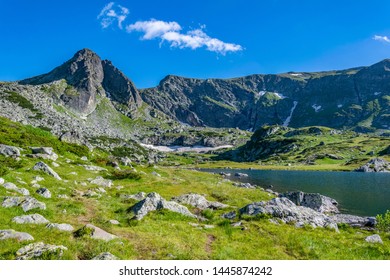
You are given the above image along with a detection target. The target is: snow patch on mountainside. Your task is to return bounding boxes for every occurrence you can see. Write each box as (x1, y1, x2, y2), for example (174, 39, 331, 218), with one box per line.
(283, 101, 298, 127)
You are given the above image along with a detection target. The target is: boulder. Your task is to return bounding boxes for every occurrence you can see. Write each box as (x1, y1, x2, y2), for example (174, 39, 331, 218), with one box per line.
(16, 242, 67, 260)
(330, 214, 376, 228)
(90, 176, 112, 188)
(3, 182, 30, 196)
(92, 252, 119, 260)
(36, 188, 51, 198)
(83, 165, 107, 172)
(12, 213, 49, 224)
(355, 158, 390, 172)
(76, 224, 118, 241)
(2, 196, 46, 212)
(365, 234, 383, 244)
(235, 172, 249, 177)
(279, 191, 339, 214)
(239, 197, 338, 229)
(109, 220, 120, 225)
(28, 147, 58, 161)
(0, 144, 21, 157)
(46, 223, 74, 232)
(233, 182, 256, 189)
(172, 193, 228, 210)
(32, 161, 62, 180)
(131, 192, 197, 220)
(0, 178, 4, 185)
(0, 229, 34, 241)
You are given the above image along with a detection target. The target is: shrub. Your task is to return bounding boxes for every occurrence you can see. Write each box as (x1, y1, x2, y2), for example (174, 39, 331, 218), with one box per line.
(376, 210, 390, 232)
(108, 169, 142, 180)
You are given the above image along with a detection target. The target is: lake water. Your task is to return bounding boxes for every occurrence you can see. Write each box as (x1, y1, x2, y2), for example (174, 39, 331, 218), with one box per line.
(202, 169, 390, 216)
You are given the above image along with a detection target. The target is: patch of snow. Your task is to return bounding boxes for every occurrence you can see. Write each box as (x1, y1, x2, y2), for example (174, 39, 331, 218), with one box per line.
(140, 143, 233, 153)
(374, 92, 382, 96)
(290, 73, 302, 76)
(258, 91, 266, 97)
(312, 104, 322, 113)
(337, 104, 343, 108)
(283, 101, 298, 127)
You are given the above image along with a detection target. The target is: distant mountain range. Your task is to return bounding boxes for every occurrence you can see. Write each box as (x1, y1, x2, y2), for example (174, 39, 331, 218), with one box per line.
(0, 48, 389, 145)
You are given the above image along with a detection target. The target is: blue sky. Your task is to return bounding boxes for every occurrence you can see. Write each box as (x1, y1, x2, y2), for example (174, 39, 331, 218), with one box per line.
(2, 0, 390, 88)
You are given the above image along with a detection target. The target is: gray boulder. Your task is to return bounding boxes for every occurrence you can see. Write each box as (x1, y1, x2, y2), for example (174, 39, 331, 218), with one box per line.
(330, 214, 376, 228)
(355, 158, 390, 172)
(92, 252, 119, 260)
(2, 196, 46, 212)
(16, 242, 67, 260)
(36, 188, 51, 198)
(235, 172, 249, 177)
(83, 165, 107, 172)
(12, 213, 49, 224)
(0, 229, 34, 241)
(77, 224, 118, 241)
(32, 161, 62, 180)
(172, 193, 228, 210)
(239, 197, 338, 229)
(46, 223, 74, 232)
(3, 182, 30, 196)
(90, 176, 112, 188)
(365, 234, 383, 244)
(109, 220, 120, 225)
(131, 192, 197, 220)
(279, 191, 339, 214)
(0, 144, 21, 157)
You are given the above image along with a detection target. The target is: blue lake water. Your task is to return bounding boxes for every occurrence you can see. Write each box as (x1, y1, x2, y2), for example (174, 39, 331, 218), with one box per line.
(202, 169, 390, 216)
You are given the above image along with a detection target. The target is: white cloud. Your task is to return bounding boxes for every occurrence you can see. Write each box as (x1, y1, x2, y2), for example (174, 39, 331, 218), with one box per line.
(373, 35, 390, 43)
(127, 19, 182, 40)
(97, 3, 243, 54)
(127, 20, 243, 54)
(98, 2, 129, 29)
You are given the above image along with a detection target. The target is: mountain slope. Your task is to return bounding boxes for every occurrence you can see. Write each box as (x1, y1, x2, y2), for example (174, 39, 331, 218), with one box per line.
(141, 63, 390, 131)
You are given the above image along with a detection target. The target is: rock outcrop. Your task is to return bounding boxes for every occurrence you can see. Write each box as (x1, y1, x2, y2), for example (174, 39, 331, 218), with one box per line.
(0, 144, 21, 157)
(75, 224, 118, 241)
(16, 242, 67, 260)
(0, 229, 34, 241)
(46, 223, 74, 232)
(355, 158, 390, 172)
(239, 197, 338, 229)
(12, 213, 49, 224)
(279, 191, 339, 214)
(172, 193, 228, 210)
(131, 192, 197, 220)
(2, 182, 30, 196)
(2, 196, 46, 212)
(32, 161, 62, 180)
(92, 252, 119, 260)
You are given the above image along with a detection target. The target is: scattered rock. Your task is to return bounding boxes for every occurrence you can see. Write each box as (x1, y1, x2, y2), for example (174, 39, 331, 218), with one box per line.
(222, 211, 237, 219)
(57, 194, 69, 199)
(365, 234, 383, 244)
(235, 172, 249, 177)
(33, 176, 44, 182)
(52, 162, 60, 167)
(32, 161, 62, 180)
(75, 224, 118, 241)
(219, 172, 231, 177)
(233, 182, 256, 189)
(239, 197, 338, 229)
(31, 183, 41, 188)
(131, 192, 197, 220)
(172, 193, 228, 210)
(121, 192, 146, 201)
(120, 157, 132, 166)
(12, 213, 49, 224)
(36, 188, 51, 198)
(3, 182, 30, 196)
(279, 191, 339, 214)
(2, 196, 46, 212)
(151, 171, 161, 177)
(83, 165, 107, 172)
(90, 176, 112, 188)
(0, 229, 34, 241)
(80, 156, 88, 161)
(16, 242, 67, 260)
(355, 158, 390, 172)
(0, 178, 4, 185)
(109, 220, 120, 225)
(0, 144, 21, 157)
(92, 252, 119, 260)
(83, 190, 101, 198)
(46, 223, 74, 232)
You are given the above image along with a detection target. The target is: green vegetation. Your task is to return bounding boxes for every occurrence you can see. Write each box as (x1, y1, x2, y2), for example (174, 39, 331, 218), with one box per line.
(377, 211, 390, 232)
(202, 96, 238, 112)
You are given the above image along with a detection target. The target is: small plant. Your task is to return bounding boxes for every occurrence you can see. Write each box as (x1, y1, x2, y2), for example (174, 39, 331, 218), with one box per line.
(201, 209, 215, 220)
(376, 210, 390, 232)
